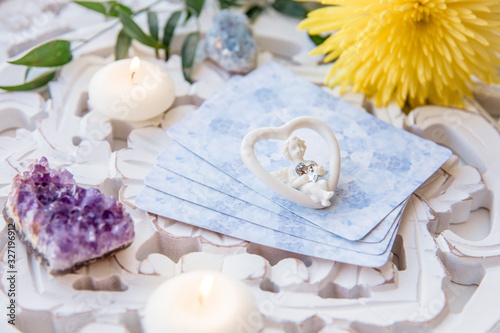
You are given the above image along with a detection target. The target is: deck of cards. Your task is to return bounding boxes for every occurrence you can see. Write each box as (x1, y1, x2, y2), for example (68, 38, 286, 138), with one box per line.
(136, 63, 451, 267)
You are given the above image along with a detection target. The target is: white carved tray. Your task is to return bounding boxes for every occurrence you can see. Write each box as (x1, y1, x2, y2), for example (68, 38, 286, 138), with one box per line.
(1, 1, 500, 332)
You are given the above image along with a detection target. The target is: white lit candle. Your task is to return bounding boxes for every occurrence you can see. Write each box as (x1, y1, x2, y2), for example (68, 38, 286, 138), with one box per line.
(143, 270, 261, 333)
(88, 57, 175, 122)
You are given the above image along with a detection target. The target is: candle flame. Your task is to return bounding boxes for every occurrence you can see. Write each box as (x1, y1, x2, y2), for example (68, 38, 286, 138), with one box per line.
(130, 56, 140, 80)
(199, 274, 214, 305)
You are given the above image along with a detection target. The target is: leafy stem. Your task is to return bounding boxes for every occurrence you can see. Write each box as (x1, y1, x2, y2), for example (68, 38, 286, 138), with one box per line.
(0, 0, 317, 91)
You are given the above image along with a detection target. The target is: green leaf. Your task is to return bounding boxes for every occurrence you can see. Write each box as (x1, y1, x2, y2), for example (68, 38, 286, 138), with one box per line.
(115, 29, 132, 60)
(73, 1, 132, 17)
(184, 10, 192, 23)
(272, 0, 308, 19)
(218, 0, 241, 9)
(162, 10, 182, 59)
(0, 71, 57, 91)
(309, 34, 328, 46)
(186, 0, 205, 17)
(181, 32, 200, 83)
(147, 11, 159, 41)
(9, 40, 72, 68)
(119, 11, 158, 48)
(24, 67, 33, 81)
(245, 5, 264, 22)
(108, 2, 133, 16)
(74, 1, 107, 14)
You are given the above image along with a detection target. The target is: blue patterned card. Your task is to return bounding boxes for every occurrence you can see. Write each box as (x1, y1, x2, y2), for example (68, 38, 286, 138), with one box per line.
(143, 164, 404, 254)
(167, 62, 452, 241)
(155, 141, 399, 244)
(136, 186, 404, 267)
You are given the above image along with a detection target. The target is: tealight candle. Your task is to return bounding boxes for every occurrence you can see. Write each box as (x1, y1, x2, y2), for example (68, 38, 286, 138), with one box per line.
(143, 270, 261, 333)
(88, 57, 175, 122)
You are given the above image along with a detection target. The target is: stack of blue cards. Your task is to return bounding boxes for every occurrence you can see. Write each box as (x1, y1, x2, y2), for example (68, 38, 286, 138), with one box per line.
(136, 63, 451, 267)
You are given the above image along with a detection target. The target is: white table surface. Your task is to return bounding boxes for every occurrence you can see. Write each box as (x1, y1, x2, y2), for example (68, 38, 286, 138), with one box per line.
(0, 0, 499, 332)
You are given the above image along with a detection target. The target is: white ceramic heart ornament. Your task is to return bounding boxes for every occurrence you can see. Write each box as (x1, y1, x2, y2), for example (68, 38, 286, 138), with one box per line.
(241, 116, 341, 209)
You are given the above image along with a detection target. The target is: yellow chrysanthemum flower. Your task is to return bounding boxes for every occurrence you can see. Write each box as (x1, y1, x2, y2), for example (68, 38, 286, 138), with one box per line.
(298, 0, 500, 108)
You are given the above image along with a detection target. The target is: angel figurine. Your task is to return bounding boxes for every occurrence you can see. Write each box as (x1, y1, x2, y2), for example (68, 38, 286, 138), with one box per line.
(272, 136, 334, 207)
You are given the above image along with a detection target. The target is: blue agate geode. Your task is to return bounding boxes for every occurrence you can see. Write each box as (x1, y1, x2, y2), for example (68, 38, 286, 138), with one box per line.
(205, 10, 257, 73)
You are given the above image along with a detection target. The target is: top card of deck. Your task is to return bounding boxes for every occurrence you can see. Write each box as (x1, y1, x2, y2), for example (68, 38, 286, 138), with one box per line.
(167, 62, 451, 240)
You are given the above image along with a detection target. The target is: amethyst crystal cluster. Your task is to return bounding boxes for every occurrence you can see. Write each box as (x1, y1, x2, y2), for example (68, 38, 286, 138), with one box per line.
(4, 157, 134, 274)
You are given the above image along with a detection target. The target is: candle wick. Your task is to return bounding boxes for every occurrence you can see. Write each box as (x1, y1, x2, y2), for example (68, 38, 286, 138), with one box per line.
(199, 294, 204, 306)
(131, 71, 136, 81)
